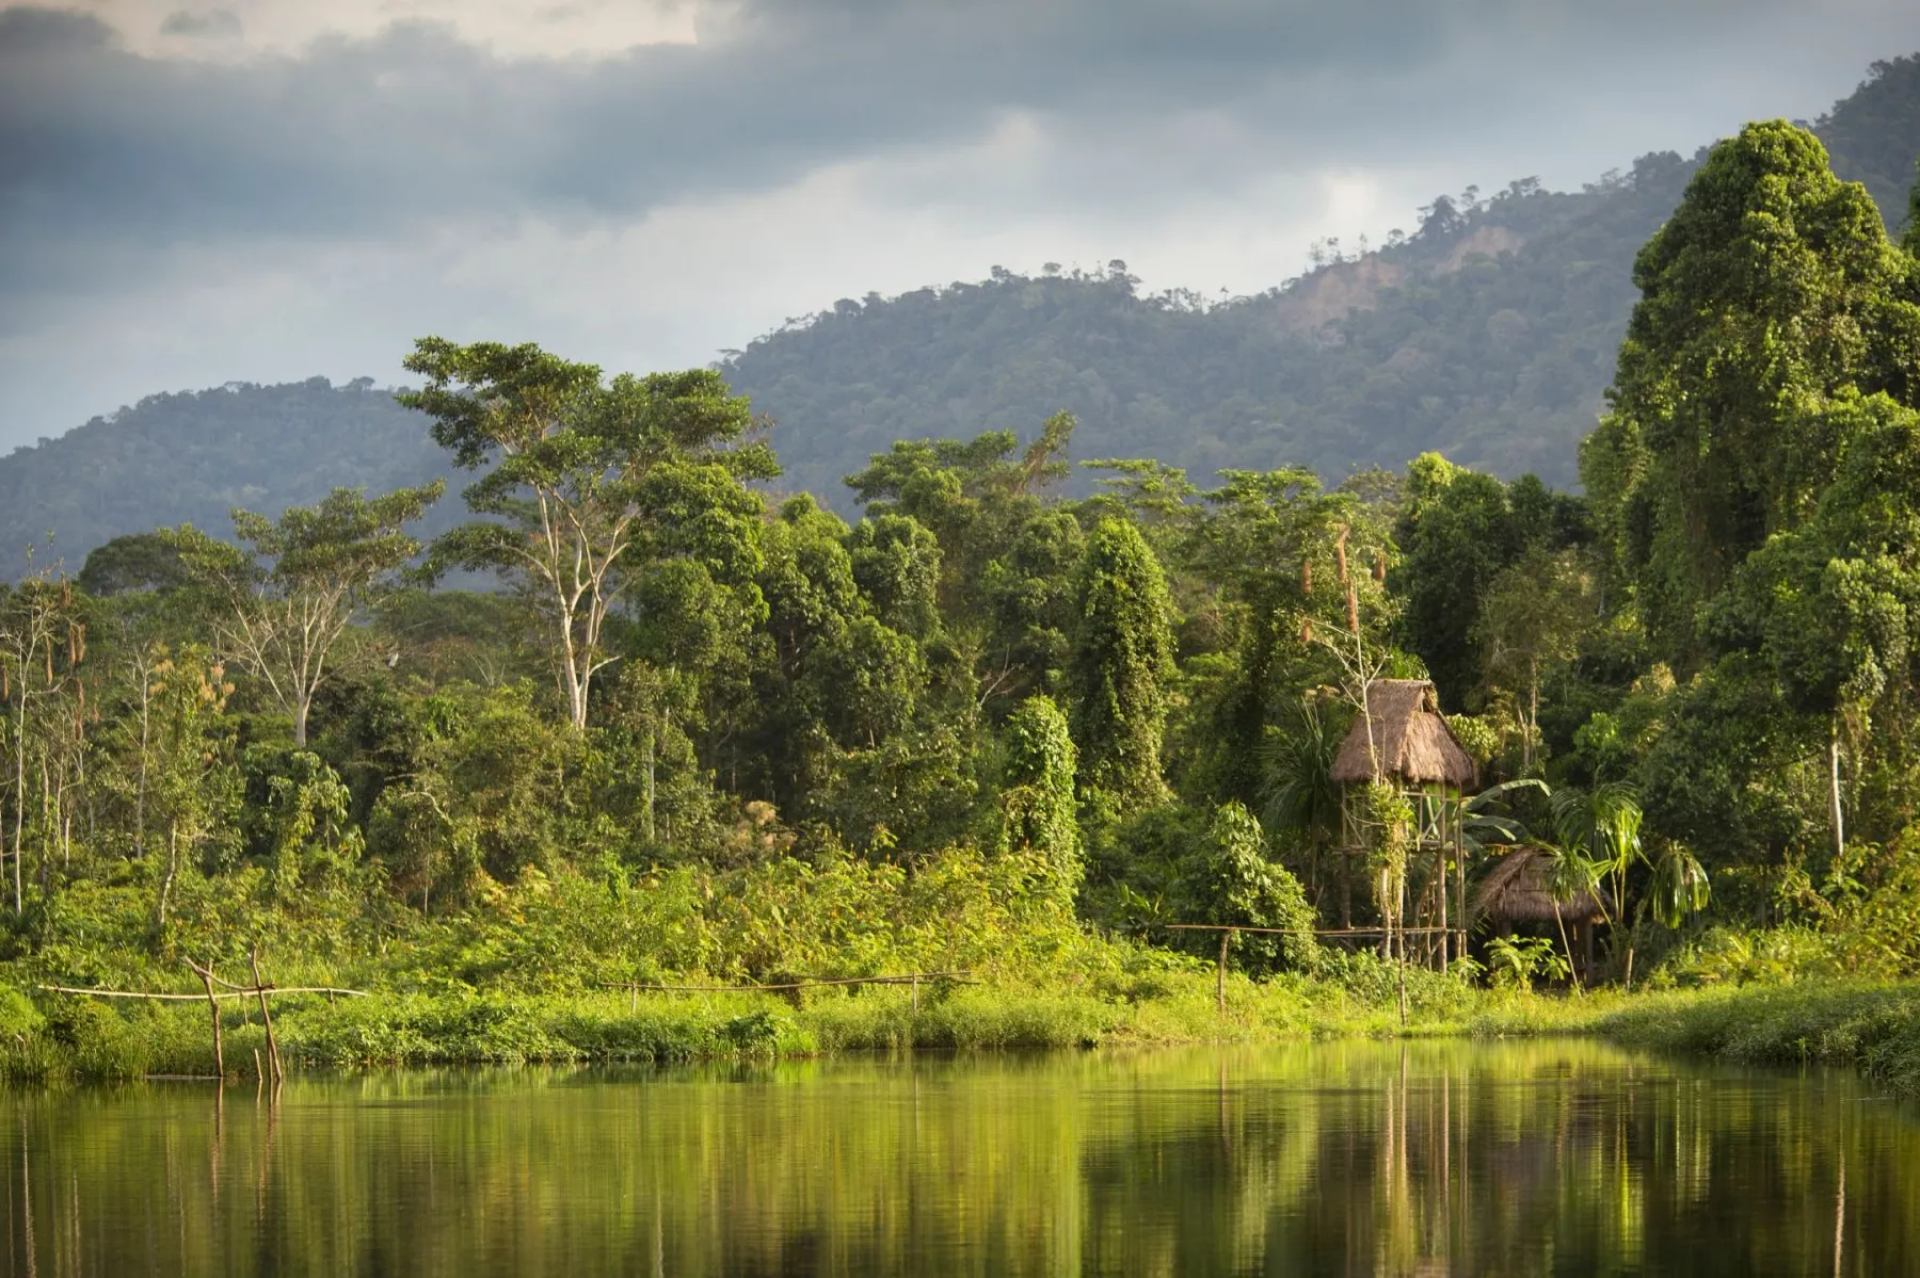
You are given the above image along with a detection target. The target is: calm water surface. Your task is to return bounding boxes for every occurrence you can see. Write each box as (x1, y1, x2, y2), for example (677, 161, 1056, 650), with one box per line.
(6, 1040, 1917, 1277)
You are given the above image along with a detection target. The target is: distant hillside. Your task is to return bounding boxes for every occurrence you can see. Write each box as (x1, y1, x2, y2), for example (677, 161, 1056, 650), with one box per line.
(725, 54, 1920, 500)
(0, 378, 456, 573)
(4, 56, 1916, 567)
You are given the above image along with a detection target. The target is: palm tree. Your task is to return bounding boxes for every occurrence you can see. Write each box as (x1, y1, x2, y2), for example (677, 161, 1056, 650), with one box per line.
(1536, 841, 1608, 991)
(1549, 782, 1643, 927)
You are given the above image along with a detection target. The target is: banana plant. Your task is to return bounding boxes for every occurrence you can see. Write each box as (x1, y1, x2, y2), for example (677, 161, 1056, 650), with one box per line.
(1461, 777, 1548, 856)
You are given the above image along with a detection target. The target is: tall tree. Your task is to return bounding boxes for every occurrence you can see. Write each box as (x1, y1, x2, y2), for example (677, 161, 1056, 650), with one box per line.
(1068, 519, 1176, 814)
(1186, 467, 1372, 803)
(399, 341, 775, 731)
(0, 573, 87, 913)
(1904, 156, 1920, 257)
(1474, 546, 1598, 773)
(1706, 393, 1920, 862)
(166, 483, 443, 747)
(1583, 121, 1920, 662)
(1393, 454, 1585, 705)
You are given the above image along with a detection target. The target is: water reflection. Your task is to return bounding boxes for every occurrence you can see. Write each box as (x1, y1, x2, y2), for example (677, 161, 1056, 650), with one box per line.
(5, 1041, 1916, 1276)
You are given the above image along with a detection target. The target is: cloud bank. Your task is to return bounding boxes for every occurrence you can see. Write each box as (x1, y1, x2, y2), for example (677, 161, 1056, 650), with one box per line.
(2, 0, 1917, 446)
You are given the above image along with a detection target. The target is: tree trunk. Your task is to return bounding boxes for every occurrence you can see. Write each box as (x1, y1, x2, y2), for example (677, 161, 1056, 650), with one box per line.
(1829, 719, 1845, 863)
(134, 670, 150, 859)
(156, 822, 179, 932)
(1554, 902, 1581, 993)
(643, 725, 656, 844)
(12, 688, 26, 915)
(1526, 664, 1539, 773)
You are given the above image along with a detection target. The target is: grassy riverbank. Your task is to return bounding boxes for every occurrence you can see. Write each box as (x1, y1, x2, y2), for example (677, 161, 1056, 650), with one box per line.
(3, 858, 1915, 1091)
(22, 958, 1911, 1089)
(1591, 982, 1920, 1095)
(0, 960, 1509, 1082)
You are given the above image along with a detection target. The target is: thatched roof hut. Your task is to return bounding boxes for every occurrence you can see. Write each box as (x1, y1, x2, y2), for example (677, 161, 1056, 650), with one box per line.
(1329, 680, 1478, 789)
(1471, 846, 1611, 926)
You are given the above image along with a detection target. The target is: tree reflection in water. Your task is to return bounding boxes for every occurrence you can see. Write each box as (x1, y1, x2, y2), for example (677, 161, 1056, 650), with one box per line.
(3, 1041, 1915, 1276)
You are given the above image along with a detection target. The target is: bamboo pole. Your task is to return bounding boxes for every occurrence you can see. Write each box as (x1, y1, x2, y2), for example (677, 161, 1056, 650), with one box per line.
(1163, 924, 1454, 936)
(40, 984, 367, 1001)
(604, 972, 973, 994)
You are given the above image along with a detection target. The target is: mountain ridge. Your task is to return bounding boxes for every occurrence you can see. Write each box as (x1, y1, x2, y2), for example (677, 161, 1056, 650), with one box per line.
(4, 54, 1917, 568)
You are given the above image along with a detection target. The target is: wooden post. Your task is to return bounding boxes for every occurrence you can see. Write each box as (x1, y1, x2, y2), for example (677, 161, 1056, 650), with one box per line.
(1455, 824, 1468, 969)
(249, 947, 283, 1082)
(1217, 930, 1231, 1017)
(196, 960, 224, 1078)
(911, 973, 920, 1018)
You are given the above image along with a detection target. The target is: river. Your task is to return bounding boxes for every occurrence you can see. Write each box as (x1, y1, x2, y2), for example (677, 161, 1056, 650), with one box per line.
(6, 1040, 1916, 1276)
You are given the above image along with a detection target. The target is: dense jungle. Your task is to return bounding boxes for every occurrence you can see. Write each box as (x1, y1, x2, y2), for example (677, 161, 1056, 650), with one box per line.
(5, 119, 1920, 1089)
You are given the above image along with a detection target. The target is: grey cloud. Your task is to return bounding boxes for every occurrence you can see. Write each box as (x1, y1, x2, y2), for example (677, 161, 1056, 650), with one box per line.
(7, 0, 1911, 297)
(159, 8, 242, 39)
(3, 0, 1920, 386)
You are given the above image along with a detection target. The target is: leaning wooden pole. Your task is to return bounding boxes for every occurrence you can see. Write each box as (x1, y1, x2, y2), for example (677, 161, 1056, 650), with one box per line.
(1217, 929, 1231, 1018)
(249, 947, 283, 1082)
(194, 960, 224, 1078)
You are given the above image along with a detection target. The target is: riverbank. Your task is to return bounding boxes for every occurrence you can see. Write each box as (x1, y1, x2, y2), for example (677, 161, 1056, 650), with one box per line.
(1591, 982, 1920, 1095)
(11, 961, 1916, 1093)
(5, 860, 1915, 1090)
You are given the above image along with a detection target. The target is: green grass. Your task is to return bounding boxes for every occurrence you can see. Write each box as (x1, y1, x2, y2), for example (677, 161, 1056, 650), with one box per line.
(1591, 981, 1920, 1095)
(9, 931, 1918, 1096)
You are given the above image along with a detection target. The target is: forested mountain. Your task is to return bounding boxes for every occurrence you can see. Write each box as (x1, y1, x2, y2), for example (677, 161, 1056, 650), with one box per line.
(725, 54, 1920, 500)
(3, 57, 1917, 568)
(0, 377, 461, 573)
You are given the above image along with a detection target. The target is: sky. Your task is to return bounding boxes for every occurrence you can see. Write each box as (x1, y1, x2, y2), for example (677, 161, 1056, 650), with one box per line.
(3, 0, 1919, 451)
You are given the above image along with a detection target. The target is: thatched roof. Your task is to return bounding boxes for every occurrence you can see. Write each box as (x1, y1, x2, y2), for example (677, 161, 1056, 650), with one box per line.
(1472, 847, 1611, 926)
(1328, 680, 1478, 788)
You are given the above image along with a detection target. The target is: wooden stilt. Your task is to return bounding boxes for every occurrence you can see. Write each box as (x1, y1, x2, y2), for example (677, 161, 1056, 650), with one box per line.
(249, 947, 283, 1082)
(196, 960, 224, 1078)
(1217, 930, 1231, 1017)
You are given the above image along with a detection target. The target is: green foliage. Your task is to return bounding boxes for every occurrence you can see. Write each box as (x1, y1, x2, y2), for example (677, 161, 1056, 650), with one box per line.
(77, 533, 189, 597)
(1587, 122, 1920, 661)
(1486, 935, 1572, 990)
(1174, 803, 1319, 976)
(10, 75, 1920, 1069)
(1599, 982, 1920, 1096)
(400, 340, 772, 732)
(1068, 520, 1176, 814)
(998, 696, 1079, 899)
(1396, 455, 1570, 702)
(165, 481, 442, 745)
(1257, 697, 1345, 887)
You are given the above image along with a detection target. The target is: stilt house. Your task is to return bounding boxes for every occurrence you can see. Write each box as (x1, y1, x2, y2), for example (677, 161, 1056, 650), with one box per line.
(1329, 679, 1479, 965)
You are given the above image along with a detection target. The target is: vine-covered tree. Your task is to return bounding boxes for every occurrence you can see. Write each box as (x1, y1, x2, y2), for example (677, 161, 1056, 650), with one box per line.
(998, 694, 1079, 900)
(1583, 121, 1920, 662)
(1068, 520, 1177, 816)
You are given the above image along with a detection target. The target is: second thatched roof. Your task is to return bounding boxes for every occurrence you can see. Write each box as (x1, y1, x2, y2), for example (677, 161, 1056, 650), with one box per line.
(1471, 846, 1611, 926)
(1328, 680, 1478, 789)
